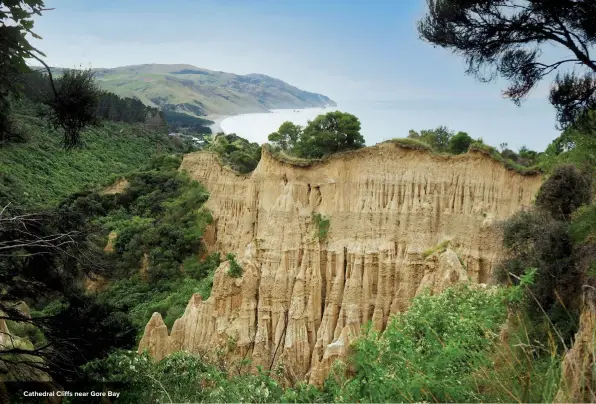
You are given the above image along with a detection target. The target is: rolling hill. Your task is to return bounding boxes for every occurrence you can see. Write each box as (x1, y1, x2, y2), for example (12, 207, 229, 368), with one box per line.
(87, 64, 336, 118)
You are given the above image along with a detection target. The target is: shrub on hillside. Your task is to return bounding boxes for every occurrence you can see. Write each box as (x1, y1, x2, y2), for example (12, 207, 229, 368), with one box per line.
(227, 253, 243, 278)
(337, 285, 507, 403)
(496, 210, 577, 316)
(207, 133, 261, 173)
(536, 164, 592, 221)
(447, 131, 473, 154)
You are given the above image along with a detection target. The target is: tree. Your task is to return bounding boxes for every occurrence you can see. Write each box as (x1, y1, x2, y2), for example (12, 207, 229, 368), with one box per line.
(206, 133, 261, 173)
(418, 0, 596, 130)
(295, 111, 364, 158)
(447, 131, 473, 154)
(0, 0, 48, 100)
(0, 204, 135, 383)
(408, 126, 453, 152)
(1, 3, 102, 148)
(535, 164, 592, 221)
(268, 121, 302, 151)
(0, 1, 49, 142)
(43, 69, 102, 149)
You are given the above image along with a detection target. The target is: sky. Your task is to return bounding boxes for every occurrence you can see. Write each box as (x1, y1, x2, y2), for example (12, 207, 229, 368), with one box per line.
(29, 0, 571, 151)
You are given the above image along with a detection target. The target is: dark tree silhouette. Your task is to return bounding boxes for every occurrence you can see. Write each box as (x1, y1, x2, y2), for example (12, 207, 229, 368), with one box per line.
(418, 0, 596, 129)
(0, 204, 135, 383)
(43, 69, 102, 149)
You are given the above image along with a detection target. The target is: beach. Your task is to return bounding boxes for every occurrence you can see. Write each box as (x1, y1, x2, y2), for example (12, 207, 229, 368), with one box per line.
(218, 107, 339, 144)
(206, 115, 232, 134)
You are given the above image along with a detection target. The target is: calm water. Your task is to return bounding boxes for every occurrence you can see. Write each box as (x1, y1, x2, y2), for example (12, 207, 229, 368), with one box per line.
(219, 99, 558, 151)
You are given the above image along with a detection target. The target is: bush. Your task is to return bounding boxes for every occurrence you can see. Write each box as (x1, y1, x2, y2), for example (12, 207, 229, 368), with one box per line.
(313, 213, 330, 240)
(447, 131, 473, 154)
(536, 164, 592, 221)
(570, 205, 596, 244)
(335, 285, 508, 403)
(84, 350, 286, 404)
(207, 133, 261, 174)
(227, 253, 243, 278)
(496, 209, 579, 344)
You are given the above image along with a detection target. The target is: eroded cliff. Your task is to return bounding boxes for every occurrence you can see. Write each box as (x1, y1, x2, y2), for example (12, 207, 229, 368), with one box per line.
(138, 142, 542, 384)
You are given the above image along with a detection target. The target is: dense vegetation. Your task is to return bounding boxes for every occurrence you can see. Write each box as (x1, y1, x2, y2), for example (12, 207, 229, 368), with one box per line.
(55, 155, 221, 334)
(268, 111, 365, 159)
(83, 284, 558, 403)
(205, 132, 262, 173)
(0, 109, 181, 210)
(162, 109, 213, 134)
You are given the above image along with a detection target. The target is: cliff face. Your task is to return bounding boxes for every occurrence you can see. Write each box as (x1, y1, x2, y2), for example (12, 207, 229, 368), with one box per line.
(138, 143, 542, 384)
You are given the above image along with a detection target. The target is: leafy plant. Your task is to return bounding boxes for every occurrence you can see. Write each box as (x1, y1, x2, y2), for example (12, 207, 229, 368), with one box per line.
(313, 213, 330, 240)
(227, 253, 243, 278)
(336, 285, 508, 403)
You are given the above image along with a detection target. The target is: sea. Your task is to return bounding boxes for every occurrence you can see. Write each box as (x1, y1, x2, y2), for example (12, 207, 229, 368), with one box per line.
(218, 99, 558, 151)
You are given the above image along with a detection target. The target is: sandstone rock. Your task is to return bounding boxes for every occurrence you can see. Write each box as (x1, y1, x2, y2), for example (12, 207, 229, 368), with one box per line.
(104, 231, 118, 253)
(101, 177, 129, 195)
(138, 143, 542, 384)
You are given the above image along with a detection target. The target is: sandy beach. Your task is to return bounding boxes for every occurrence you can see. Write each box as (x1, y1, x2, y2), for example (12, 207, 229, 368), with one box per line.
(217, 107, 339, 144)
(206, 115, 233, 134)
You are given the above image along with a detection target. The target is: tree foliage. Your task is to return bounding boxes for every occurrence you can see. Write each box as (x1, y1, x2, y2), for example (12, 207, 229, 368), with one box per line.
(268, 112, 365, 159)
(418, 0, 596, 129)
(0, 0, 47, 99)
(408, 126, 455, 153)
(0, 0, 47, 143)
(447, 131, 473, 154)
(0, 205, 136, 383)
(535, 164, 592, 220)
(43, 69, 102, 149)
(296, 111, 364, 158)
(206, 133, 262, 173)
(268, 121, 302, 151)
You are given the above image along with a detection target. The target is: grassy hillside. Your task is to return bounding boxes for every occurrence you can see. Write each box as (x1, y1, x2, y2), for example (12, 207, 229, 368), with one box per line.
(87, 64, 336, 117)
(0, 113, 184, 210)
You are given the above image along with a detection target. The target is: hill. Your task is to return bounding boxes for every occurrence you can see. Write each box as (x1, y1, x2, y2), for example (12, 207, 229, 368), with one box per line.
(0, 109, 186, 210)
(85, 64, 336, 118)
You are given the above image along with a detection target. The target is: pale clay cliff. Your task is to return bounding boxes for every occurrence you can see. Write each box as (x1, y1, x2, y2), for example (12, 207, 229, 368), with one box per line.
(137, 143, 543, 385)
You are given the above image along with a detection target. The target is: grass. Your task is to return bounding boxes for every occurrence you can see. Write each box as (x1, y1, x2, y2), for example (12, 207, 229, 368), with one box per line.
(0, 114, 181, 209)
(469, 142, 542, 176)
(383, 137, 434, 151)
(473, 309, 564, 403)
(422, 239, 451, 258)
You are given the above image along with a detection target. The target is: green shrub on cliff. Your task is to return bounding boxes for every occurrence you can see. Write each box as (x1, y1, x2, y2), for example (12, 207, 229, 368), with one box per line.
(206, 133, 262, 173)
(227, 253, 243, 278)
(268, 112, 365, 159)
(336, 285, 507, 403)
(313, 213, 330, 240)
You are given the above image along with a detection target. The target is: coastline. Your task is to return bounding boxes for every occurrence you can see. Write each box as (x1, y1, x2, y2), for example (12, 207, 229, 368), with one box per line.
(206, 115, 234, 134)
(212, 106, 339, 144)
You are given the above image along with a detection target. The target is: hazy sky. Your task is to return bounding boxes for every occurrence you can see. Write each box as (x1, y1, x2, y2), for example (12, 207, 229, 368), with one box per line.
(31, 0, 569, 150)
